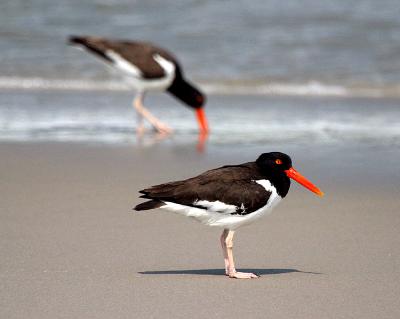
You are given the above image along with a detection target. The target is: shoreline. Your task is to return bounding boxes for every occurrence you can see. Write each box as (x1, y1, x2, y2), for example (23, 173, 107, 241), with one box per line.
(1, 90, 400, 147)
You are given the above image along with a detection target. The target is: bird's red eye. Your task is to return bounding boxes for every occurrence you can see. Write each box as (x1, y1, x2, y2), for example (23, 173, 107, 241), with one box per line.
(275, 159, 282, 165)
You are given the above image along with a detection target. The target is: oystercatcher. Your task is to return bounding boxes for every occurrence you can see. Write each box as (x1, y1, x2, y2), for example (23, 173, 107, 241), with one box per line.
(68, 36, 208, 135)
(134, 152, 323, 279)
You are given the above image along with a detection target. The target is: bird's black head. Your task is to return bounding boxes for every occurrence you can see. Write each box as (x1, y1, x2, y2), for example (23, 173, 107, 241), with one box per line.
(256, 152, 324, 198)
(256, 152, 292, 173)
(167, 75, 206, 109)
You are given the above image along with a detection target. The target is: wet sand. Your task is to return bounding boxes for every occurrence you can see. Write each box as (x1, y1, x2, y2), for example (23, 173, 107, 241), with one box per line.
(1, 142, 400, 318)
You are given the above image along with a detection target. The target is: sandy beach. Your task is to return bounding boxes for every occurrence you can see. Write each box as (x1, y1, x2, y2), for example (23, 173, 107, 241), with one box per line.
(1, 141, 399, 318)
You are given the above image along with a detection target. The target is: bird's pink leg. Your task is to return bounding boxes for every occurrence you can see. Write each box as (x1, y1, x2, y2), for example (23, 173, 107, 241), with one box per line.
(224, 230, 259, 279)
(135, 104, 146, 136)
(133, 94, 172, 134)
(220, 229, 230, 275)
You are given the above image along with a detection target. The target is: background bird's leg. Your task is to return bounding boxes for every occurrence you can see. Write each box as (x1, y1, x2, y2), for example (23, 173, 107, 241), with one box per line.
(133, 93, 172, 134)
(134, 94, 145, 135)
(224, 230, 259, 279)
(220, 229, 230, 275)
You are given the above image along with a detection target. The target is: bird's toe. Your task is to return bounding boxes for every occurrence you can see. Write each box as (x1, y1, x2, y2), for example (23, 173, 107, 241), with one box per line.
(228, 271, 260, 279)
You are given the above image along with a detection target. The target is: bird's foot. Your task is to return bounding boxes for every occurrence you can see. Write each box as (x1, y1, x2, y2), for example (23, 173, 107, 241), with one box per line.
(136, 125, 147, 135)
(153, 123, 173, 135)
(228, 271, 260, 279)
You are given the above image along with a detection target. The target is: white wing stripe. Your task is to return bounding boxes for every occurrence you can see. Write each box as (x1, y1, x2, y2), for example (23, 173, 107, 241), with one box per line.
(194, 200, 237, 214)
(153, 54, 175, 74)
(105, 50, 142, 77)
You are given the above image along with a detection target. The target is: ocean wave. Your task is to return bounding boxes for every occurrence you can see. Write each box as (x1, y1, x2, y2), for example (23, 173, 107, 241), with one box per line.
(1, 118, 400, 146)
(0, 77, 128, 91)
(1, 76, 399, 98)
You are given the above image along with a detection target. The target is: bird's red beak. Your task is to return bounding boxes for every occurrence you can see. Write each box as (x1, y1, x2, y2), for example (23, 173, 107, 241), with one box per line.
(195, 108, 209, 134)
(285, 167, 324, 197)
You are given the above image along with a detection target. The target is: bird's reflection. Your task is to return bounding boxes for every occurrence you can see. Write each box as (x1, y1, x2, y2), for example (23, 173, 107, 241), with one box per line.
(135, 129, 171, 146)
(197, 131, 209, 153)
(136, 130, 209, 153)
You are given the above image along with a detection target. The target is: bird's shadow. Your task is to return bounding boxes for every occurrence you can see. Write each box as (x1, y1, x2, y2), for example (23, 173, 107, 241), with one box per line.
(138, 268, 321, 276)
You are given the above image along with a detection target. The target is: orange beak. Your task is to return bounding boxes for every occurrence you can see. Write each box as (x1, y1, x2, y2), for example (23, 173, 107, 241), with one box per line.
(285, 167, 324, 197)
(195, 108, 209, 134)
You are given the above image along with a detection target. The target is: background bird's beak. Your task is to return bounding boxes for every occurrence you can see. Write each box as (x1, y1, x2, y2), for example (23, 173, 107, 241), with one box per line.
(285, 167, 324, 196)
(196, 108, 209, 134)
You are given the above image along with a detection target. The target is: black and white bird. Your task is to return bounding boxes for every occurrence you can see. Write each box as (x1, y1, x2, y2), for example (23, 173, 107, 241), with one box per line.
(68, 36, 209, 135)
(134, 152, 323, 279)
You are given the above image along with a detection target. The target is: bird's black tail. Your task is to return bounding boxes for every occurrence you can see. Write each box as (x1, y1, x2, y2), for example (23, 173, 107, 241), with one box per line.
(134, 200, 165, 211)
(68, 35, 87, 46)
(68, 35, 113, 63)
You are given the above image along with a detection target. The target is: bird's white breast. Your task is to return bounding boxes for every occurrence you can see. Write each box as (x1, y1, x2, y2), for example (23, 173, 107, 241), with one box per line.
(254, 179, 282, 212)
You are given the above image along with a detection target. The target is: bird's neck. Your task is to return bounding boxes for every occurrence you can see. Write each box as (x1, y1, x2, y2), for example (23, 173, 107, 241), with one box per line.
(167, 74, 200, 109)
(258, 167, 290, 198)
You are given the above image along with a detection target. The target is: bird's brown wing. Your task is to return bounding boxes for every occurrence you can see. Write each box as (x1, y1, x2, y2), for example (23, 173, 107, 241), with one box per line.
(139, 163, 271, 215)
(69, 36, 178, 79)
